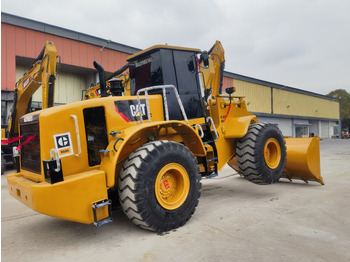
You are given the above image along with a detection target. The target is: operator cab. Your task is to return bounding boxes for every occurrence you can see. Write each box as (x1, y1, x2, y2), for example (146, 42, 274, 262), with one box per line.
(127, 45, 205, 120)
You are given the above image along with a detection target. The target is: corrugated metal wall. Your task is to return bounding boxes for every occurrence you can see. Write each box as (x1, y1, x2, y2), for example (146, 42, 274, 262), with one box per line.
(228, 78, 272, 114)
(273, 89, 339, 119)
(1, 23, 129, 91)
(222, 76, 339, 120)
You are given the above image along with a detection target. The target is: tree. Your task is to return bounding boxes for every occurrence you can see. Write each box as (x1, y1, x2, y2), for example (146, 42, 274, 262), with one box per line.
(326, 89, 350, 131)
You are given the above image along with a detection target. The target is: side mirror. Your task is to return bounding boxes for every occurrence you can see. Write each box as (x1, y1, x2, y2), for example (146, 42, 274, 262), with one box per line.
(199, 51, 209, 67)
(225, 87, 235, 106)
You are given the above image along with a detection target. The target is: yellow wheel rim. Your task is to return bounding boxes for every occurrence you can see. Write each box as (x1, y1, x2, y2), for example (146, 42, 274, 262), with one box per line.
(264, 138, 281, 169)
(155, 163, 190, 210)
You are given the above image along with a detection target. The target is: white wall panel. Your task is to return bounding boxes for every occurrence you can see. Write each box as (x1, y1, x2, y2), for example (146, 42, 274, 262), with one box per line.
(16, 65, 88, 105)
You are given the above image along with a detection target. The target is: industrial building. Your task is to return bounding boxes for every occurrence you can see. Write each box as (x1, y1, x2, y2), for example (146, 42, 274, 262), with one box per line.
(1, 12, 340, 138)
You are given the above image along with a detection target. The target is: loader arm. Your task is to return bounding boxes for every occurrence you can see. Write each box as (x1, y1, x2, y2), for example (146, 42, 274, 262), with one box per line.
(199, 41, 324, 184)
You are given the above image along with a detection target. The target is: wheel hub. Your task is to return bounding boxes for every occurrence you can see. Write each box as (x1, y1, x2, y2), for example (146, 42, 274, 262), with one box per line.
(264, 138, 281, 169)
(159, 174, 176, 199)
(155, 163, 190, 210)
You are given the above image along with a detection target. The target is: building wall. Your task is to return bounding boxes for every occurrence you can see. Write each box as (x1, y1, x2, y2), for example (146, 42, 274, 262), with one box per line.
(232, 79, 272, 114)
(273, 89, 340, 119)
(223, 76, 340, 121)
(222, 74, 340, 138)
(277, 118, 293, 137)
(309, 120, 319, 137)
(1, 23, 130, 92)
(16, 65, 88, 104)
(54, 71, 88, 104)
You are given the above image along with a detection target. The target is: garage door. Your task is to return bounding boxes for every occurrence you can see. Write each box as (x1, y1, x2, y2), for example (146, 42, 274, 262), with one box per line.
(16, 66, 88, 105)
(321, 121, 330, 138)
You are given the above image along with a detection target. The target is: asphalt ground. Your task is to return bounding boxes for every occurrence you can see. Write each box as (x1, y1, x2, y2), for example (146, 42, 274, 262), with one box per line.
(1, 139, 350, 262)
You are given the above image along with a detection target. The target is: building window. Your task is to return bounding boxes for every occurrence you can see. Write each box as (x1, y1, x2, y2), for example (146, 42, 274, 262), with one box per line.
(295, 126, 309, 137)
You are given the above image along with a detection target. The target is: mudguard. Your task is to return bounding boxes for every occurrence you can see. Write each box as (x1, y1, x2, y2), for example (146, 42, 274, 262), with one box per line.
(99, 121, 207, 187)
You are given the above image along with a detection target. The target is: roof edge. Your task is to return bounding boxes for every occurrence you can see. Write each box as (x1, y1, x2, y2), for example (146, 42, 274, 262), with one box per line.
(127, 44, 201, 61)
(224, 71, 339, 102)
(253, 112, 340, 122)
(1, 12, 141, 55)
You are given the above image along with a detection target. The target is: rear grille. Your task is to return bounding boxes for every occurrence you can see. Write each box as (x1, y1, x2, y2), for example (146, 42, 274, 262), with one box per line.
(20, 120, 41, 174)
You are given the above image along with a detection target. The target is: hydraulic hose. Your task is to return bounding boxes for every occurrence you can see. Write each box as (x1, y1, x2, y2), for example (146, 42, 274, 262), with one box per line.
(106, 63, 129, 81)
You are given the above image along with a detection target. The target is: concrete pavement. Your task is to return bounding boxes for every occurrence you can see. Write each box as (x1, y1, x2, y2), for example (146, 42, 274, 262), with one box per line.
(2, 139, 350, 262)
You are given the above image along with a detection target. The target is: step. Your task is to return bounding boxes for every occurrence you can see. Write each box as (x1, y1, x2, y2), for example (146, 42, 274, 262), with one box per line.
(207, 173, 218, 179)
(92, 199, 113, 227)
(203, 140, 214, 145)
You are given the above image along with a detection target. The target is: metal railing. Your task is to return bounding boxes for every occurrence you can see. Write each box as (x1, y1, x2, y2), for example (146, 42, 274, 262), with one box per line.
(136, 85, 189, 124)
(206, 117, 219, 142)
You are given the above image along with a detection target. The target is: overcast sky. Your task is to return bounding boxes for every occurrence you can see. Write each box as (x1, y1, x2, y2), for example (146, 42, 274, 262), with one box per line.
(2, 0, 350, 95)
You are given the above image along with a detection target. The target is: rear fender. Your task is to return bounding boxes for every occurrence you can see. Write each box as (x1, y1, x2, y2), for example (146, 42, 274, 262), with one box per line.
(100, 121, 206, 187)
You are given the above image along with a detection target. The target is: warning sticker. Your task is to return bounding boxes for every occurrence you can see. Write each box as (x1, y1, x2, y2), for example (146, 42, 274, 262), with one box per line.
(22, 77, 32, 89)
(54, 132, 74, 158)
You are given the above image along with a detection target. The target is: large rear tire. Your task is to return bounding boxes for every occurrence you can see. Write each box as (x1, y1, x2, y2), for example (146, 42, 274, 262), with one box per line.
(237, 123, 286, 184)
(118, 140, 201, 232)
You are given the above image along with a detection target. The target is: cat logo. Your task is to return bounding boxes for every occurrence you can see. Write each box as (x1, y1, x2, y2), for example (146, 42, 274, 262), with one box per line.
(114, 99, 148, 122)
(54, 132, 73, 158)
(57, 135, 69, 147)
(130, 104, 146, 117)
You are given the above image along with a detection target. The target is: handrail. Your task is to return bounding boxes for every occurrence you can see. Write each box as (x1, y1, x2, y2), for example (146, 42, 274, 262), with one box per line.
(136, 85, 189, 124)
(50, 149, 61, 172)
(206, 117, 219, 142)
(194, 124, 204, 138)
(70, 115, 82, 157)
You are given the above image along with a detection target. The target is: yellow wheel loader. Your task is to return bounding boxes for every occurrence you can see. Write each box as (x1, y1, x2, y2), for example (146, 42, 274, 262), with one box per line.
(7, 41, 323, 232)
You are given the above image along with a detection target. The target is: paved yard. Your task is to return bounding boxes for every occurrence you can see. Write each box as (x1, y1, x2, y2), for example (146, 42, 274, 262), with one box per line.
(2, 139, 350, 262)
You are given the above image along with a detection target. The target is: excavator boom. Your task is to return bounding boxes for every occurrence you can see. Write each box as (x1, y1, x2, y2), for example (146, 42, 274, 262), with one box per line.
(7, 41, 57, 138)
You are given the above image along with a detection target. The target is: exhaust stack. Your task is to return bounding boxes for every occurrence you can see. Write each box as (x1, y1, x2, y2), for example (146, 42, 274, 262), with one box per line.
(93, 61, 107, 97)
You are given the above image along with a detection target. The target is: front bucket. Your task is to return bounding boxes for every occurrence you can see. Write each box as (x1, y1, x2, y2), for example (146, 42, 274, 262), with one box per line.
(283, 137, 324, 185)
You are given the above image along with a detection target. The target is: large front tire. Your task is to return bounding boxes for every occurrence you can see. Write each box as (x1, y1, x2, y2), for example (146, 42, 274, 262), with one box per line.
(237, 123, 286, 184)
(118, 140, 201, 232)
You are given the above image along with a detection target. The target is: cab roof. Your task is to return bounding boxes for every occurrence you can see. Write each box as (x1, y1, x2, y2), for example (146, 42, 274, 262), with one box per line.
(127, 44, 201, 61)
